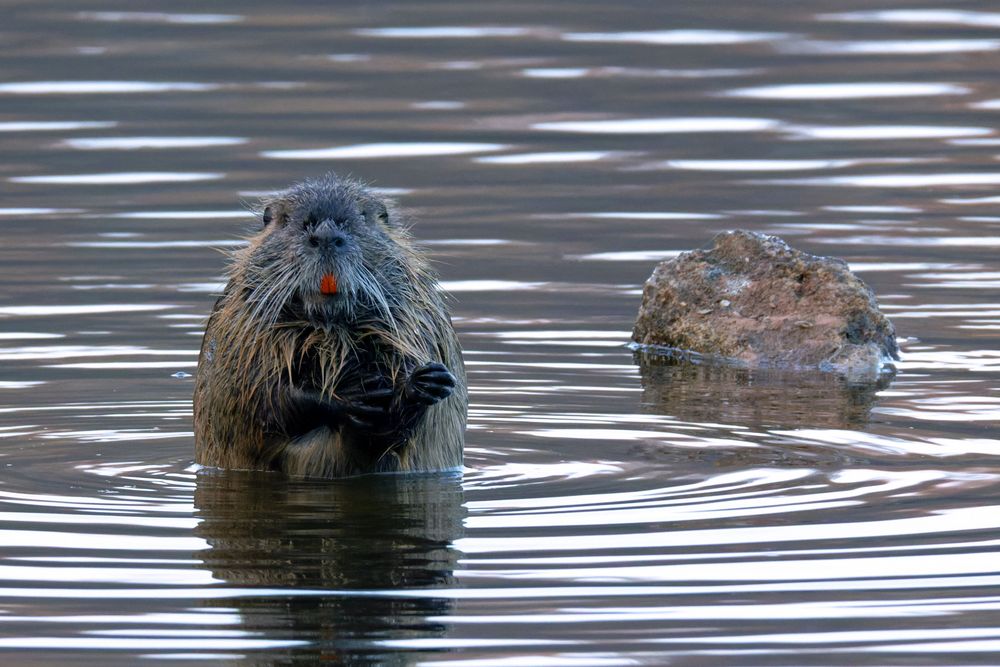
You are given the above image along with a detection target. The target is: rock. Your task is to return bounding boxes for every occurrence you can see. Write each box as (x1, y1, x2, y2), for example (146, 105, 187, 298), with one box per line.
(632, 230, 898, 378)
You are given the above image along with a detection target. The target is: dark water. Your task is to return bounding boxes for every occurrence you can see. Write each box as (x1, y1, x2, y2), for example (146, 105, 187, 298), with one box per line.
(2, 1, 1000, 664)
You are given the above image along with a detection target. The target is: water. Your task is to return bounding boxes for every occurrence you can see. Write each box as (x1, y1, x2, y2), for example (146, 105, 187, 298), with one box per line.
(1, 1, 1000, 664)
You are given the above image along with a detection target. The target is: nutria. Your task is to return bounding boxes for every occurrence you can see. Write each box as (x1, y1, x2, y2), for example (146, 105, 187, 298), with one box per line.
(193, 173, 467, 478)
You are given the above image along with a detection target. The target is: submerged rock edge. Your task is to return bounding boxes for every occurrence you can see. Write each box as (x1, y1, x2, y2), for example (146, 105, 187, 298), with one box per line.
(627, 340, 897, 380)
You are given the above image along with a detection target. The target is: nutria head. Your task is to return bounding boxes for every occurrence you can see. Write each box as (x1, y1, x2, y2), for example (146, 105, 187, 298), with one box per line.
(236, 173, 424, 332)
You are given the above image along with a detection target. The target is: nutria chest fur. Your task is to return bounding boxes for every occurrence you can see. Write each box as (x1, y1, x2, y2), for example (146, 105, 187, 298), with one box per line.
(193, 173, 467, 478)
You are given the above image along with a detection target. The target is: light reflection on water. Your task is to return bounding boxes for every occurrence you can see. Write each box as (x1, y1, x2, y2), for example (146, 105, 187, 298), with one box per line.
(9, 172, 224, 185)
(0, 82, 224, 94)
(262, 142, 508, 160)
(1, 0, 1000, 664)
(532, 117, 784, 133)
(723, 82, 971, 99)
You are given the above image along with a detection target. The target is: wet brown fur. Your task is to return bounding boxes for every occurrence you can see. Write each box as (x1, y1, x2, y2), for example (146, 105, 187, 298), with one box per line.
(193, 174, 466, 478)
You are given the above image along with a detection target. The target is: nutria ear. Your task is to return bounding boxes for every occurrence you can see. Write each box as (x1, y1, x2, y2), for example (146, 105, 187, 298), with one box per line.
(361, 199, 390, 226)
(259, 199, 288, 228)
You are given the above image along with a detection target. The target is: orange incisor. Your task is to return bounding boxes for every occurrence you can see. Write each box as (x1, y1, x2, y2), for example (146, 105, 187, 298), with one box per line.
(320, 273, 338, 295)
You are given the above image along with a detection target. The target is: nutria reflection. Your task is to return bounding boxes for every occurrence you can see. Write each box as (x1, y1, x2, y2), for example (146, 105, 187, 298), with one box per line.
(194, 470, 464, 665)
(635, 349, 891, 430)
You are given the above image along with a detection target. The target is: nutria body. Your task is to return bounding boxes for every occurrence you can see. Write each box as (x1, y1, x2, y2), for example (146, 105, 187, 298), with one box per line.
(193, 173, 466, 478)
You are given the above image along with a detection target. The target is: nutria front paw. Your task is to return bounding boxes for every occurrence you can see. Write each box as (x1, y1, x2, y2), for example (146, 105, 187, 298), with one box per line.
(404, 362, 456, 406)
(287, 385, 393, 431)
(337, 385, 395, 429)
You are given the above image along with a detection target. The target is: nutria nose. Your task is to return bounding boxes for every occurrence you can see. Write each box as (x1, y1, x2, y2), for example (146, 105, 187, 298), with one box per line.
(309, 218, 347, 250)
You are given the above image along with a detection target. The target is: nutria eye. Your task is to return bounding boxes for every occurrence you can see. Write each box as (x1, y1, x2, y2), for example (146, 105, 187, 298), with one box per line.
(262, 207, 273, 227)
(363, 201, 389, 225)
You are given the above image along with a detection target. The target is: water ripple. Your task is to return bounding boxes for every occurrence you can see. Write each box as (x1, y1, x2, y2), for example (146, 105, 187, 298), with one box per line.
(60, 137, 246, 150)
(10, 172, 223, 185)
(0, 121, 117, 132)
(458, 502, 1000, 554)
(262, 142, 506, 159)
(532, 117, 782, 134)
(563, 30, 788, 45)
(475, 151, 618, 165)
(0, 82, 220, 94)
(725, 82, 969, 99)
(762, 173, 1000, 188)
(0, 305, 175, 317)
(821, 9, 1000, 28)
(76, 12, 243, 25)
(355, 26, 534, 39)
(789, 125, 992, 140)
(782, 39, 1000, 55)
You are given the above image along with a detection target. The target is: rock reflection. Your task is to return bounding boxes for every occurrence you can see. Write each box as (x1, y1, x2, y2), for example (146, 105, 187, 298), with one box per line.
(635, 350, 890, 429)
(194, 470, 465, 664)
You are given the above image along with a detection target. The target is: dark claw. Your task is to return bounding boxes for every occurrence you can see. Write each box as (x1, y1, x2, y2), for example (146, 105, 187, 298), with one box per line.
(418, 362, 448, 372)
(415, 371, 455, 387)
(340, 386, 394, 408)
(412, 389, 451, 405)
(412, 363, 449, 380)
(416, 383, 453, 399)
(342, 400, 389, 429)
(351, 387, 395, 399)
(345, 412, 375, 429)
(343, 402, 385, 417)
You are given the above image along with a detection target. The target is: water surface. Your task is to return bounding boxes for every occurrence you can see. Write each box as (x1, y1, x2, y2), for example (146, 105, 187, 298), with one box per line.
(2, 1, 1000, 664)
